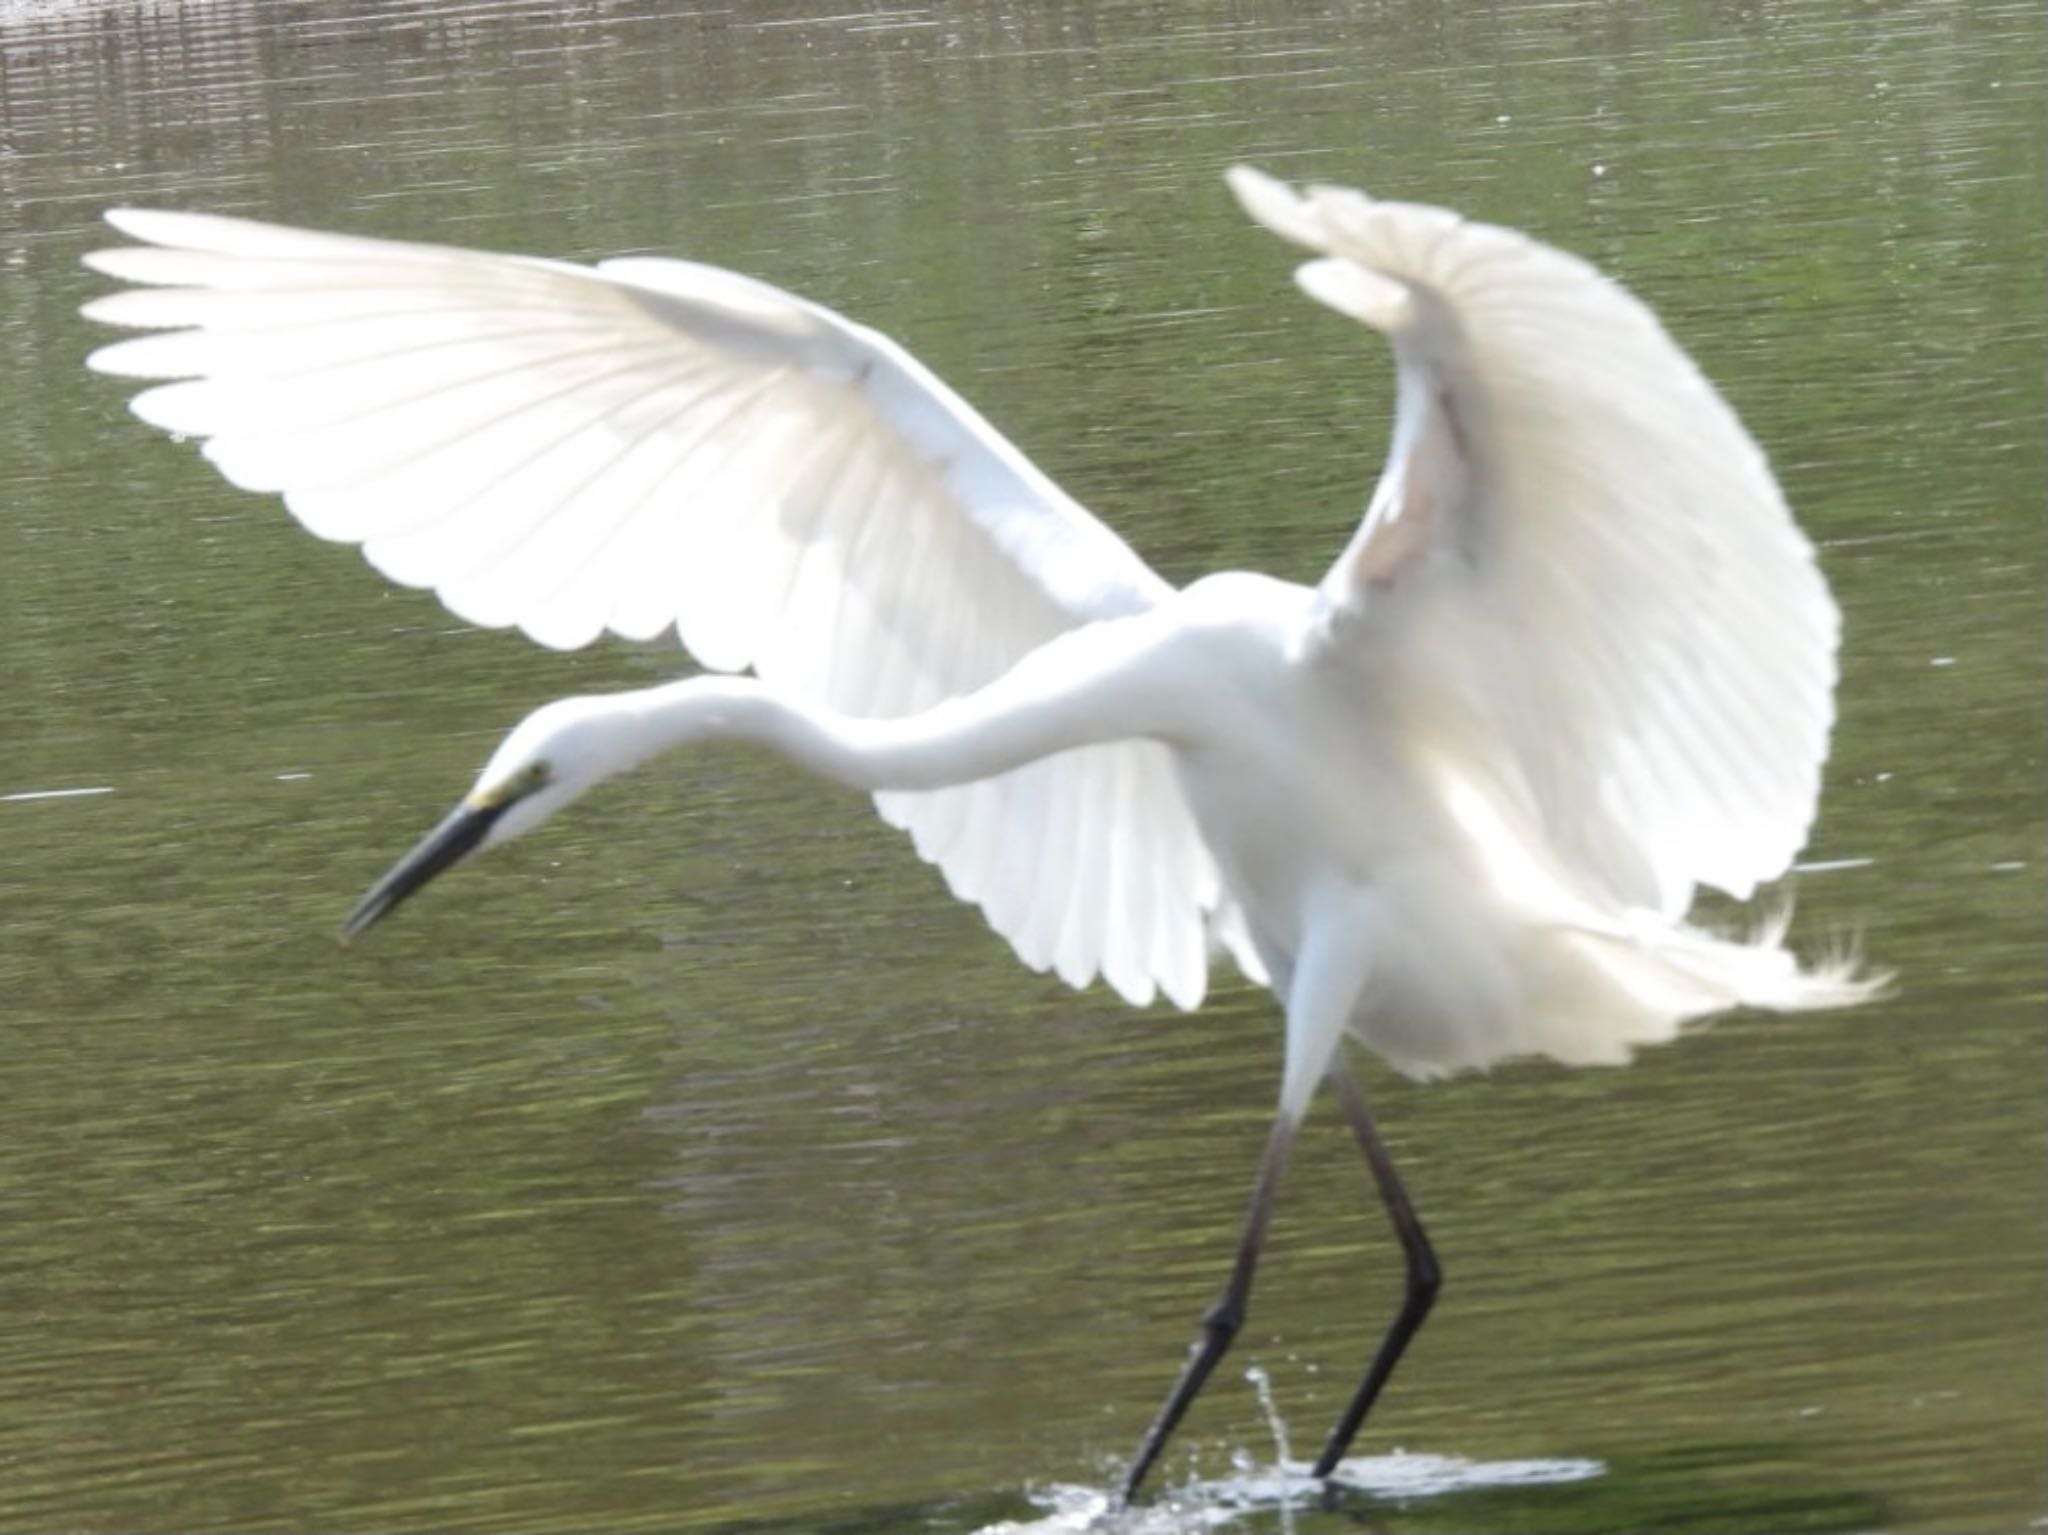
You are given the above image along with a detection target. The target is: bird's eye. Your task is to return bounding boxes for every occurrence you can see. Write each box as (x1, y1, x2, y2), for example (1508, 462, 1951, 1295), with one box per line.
(521, 762, 551, 792)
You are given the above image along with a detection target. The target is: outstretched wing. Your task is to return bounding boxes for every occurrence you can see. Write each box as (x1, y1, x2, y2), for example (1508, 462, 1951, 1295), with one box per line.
(1229, 166, 1839, 918)
(84, 210, 1221, 1007)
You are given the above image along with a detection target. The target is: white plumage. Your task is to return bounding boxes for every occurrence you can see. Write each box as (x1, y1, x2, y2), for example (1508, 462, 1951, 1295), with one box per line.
(83, 167, 1881, 1500)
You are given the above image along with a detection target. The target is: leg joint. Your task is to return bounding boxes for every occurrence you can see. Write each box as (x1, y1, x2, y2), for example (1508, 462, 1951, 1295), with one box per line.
(1201, 1295, 1245, 1338)
(1410, 1251, 1443, 1304)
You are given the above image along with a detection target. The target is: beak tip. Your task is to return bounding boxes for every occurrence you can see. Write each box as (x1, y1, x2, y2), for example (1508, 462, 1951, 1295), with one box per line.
(339, 893, 392, 945)
(339, 798, 501, 945)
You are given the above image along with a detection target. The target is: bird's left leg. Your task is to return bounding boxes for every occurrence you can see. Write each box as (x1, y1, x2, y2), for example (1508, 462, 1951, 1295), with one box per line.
(1116, 1110, 1299, 1507)
(1308, 1052, 1440, 1480)
(1117, 907, 1370, 1507)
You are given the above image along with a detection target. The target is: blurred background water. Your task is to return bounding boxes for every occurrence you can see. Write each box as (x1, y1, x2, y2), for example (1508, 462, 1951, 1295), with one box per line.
(0, 2, 2041, 1531)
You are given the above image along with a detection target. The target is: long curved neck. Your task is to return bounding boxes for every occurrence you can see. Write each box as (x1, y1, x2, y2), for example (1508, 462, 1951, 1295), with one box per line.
(620, 614, 1190, 794)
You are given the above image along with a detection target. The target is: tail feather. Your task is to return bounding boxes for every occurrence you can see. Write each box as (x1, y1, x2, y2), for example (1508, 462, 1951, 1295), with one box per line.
(1532, 904, 1891, 1071)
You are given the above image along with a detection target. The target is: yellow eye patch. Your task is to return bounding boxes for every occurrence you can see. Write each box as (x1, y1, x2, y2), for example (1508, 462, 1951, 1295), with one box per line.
(468, 761, 550, 811)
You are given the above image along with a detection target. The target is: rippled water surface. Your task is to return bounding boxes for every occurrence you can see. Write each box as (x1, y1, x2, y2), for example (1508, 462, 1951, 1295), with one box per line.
(2, 3, 2042, 1532)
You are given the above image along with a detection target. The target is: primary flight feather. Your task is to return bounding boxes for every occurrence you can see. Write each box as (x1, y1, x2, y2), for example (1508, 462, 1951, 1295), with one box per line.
(83, 165, 1881, 1503)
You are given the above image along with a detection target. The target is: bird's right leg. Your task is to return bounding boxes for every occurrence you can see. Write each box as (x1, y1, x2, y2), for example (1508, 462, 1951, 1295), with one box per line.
(1308, 1054, 1440, 1482)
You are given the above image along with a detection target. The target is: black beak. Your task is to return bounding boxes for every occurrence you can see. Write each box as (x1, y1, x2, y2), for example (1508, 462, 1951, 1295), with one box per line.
(341, 799, 507, 942)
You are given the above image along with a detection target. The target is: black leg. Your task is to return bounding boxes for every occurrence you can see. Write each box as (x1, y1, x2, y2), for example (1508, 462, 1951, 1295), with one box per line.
(1310, 1057, 1441, 1480)
(1117, 1113, 1300, 1507)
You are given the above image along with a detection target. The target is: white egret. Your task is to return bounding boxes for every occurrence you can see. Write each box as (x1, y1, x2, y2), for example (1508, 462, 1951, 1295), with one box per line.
(83, 167, 1881, 1503)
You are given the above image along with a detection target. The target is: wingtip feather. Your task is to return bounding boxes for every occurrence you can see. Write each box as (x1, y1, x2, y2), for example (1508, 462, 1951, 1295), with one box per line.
(1226, 164, 1326, 249)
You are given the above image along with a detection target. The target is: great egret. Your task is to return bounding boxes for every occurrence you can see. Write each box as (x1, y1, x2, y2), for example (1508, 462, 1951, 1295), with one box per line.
(83, 166, 1881, 1503)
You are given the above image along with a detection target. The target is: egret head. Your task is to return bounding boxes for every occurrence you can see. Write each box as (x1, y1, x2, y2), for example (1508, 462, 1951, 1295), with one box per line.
(340, 694, 644, 941)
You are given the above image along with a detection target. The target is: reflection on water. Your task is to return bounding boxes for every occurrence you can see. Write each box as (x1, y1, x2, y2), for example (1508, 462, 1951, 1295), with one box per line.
(2, 2, 2043, 1533)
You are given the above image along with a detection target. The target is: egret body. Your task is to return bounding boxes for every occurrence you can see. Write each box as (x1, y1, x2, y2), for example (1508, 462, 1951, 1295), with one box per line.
(84, 167, 1881, 1501)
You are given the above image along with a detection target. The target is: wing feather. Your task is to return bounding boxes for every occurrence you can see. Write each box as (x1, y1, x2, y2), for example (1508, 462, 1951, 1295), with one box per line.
(85, 208, 1225, 1007)
(1229, 167, 1838, 916)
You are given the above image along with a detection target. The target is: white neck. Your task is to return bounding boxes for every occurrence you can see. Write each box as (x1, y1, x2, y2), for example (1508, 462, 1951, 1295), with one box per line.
(615, 613, 1190, 795)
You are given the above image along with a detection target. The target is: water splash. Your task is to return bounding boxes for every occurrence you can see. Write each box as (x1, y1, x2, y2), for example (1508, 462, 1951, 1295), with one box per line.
(978, 1360, 1601, 1533)
(980, 1449, 1603, 1534)
(1239, 1367, 1297, 1535)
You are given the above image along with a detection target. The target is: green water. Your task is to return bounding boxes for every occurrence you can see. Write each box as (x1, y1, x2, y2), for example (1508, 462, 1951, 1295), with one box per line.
(1, 2, 2041, 1531)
